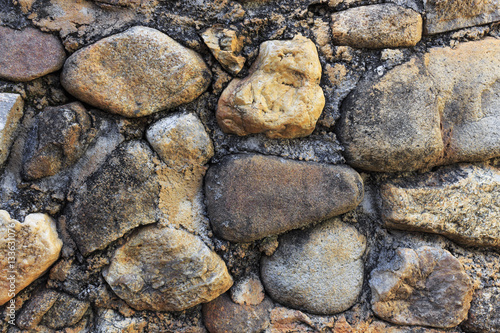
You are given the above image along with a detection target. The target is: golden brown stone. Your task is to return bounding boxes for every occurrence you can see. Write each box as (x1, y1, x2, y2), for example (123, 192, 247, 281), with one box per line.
(201, 26, 246, 75)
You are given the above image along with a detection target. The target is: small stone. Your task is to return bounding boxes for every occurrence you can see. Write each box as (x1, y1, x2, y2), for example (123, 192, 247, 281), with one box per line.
(0, 93, 23, 167)
(66, 140, 159, 255)
(462, 287, 500, 333)
(381, 164, 500, 248)
(61, 26, 211, 118)
(40, 293, 90, 329)
(0, 26, 66, 82)
(92, 0, 142, 8)
(103, 226, 233, 312)
(331, 4, 422, 49)
(216, 35, 325, 139)
(95, 309, 147, 333)
(424, 0, 500, 35)
(201, 26, 246, 75)
(370, 246, 473, 328)
(202, 293, 273, 333)
(261, 218, 366, 315)
(230, 274, 265, 306)
(16, 289, 59, 329)
(0, 211, 63, 306)
(22, 102, 95, 180)
(205, 154, 363, 242)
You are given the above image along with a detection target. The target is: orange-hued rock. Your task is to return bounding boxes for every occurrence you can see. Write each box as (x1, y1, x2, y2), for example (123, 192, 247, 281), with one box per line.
(202, 26, 246, 75)
(217, 35, 325, 139)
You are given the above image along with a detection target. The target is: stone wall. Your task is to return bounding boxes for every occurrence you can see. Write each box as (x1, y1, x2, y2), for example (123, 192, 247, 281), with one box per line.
(0, 0, 499, 332)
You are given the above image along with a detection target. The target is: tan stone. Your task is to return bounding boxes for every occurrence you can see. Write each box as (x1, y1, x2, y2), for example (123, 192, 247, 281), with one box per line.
(216, 35, 325, 139)
(331, 4, 422, 49)
(95, 309, 147, 333)
(103, 225, 233, 311)
(0, 93, 24, 167)
(0, 211, 63, 305)
(370, 246, 473, 328)
(201, 26, 246, 75)
(230, 274, 265, 306)
(61, 26, 211, 118)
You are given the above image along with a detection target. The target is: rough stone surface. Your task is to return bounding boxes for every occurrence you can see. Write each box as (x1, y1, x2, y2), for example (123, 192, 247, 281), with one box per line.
(230, 274, 265, 306)
(16, 289, 59, 329)
(261, 218, 366, 315)
(94, 309, 147, 333)
(370, 246, 473, 328)
(40, 293, 90, 329)
(0, 26, 66, 82)
(424, 0, 500, 34)
(205, 154, 363, 242)
(331, 4, 422, 49)
(61, 26, 211, 118)
(201, 26, 245, 75)
(66, 140, 159, 256)
(462, 287, 500, 333)
(202, 293, 273, 333)
(381, 164, 500, 248)
(22, 102, 95, 180)
(0, 211, 63, 305)
(0, 93, 23, 167)
(216, 35, 325, 139)
(103, 225, 233, 312)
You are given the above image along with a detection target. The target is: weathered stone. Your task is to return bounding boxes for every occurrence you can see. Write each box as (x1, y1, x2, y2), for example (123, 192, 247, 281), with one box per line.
(370, 246, 473, 328)
(0, 93, 23, 167)
(261, 218, 366, 315)
(216, 35, 325, 139)
(462, 287, 500, 333)
(202, 293, 273, 333)
(103, 226, 233, 311)
(0, 211, 63, 305)
(66, 140, 159, 256)
(16, 289, 59, 329)
(61, 26, 211, 118)
(95, 309, 147, 333)
(205, 154, 363, 242)
(331, 4, 422, 49)
(0, 26, 66, 82)
(201, 26, 245, 75)
(41, 293, 90, 329)
(22, 102, 95, 180)
(230, 273, 265, 306)
(424, 0, 500, 35)
(92, 0, 142, 9)
(381, 164, 500, 248)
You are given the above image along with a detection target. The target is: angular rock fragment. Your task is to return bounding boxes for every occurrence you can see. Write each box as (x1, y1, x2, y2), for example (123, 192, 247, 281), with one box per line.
(331, 4, 422, 48)
(424, 0, 500, 34)
(381, 164, 500, 248)
(205, 154, 363, 242)
(462, 287, 500, 333)
(217, 35, 325, 139)
(66, 140, 159, 255)
(0, 211, 63, 305)
(0, 93, 23, 167)
(16, 289, 59, 329)
(202, 26, 246, 75)
(0, 26, 66, 82)
(370, 246, 473, 328)
(261, 218, 366, 315)
(61, 26, 211, 118)
(40, 293, 90, 329)
(103, 226, 233, 311)
(22, 102, 95, 180)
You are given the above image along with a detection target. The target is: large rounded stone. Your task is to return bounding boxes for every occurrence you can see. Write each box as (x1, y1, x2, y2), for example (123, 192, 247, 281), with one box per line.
(61, 26, 211, 118)
(261, 218, 366, 315)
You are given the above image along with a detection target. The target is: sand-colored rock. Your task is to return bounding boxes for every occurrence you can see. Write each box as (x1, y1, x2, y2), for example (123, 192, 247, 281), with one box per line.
(0, 211, 63, 306)
(61, 26, 211, 118)
(381, 164, 500, 248)
(331, 4, 422, 49)
(205, 154, 363, 242)
(0, 26, 66, 82)
(370, 246, 473, 328)
(103, 226, 233, 312)
(230, 274, 265, 306)
(261, 218, 366, 315)
(0, 93, 24, 167)
(216, 35, 325, 139)
(202, 26, 245, 75)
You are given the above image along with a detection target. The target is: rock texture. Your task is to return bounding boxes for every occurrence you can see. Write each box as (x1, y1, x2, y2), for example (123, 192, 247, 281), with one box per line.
(103, 226, 232, 311)
(40, 293, 90, 329)
(202, 26, 245, 75)
(205, 154, 363, 242)
(0, 93, 23, 167)
(424, 0, 500, 34)
(61, 26, 211, 118)
(370, 246, 473, 328)
(381, 164, 500, 248)
(0, 211, 63, 305)
(22, 102, 95, 180)
(261, 218, 366, 315)
(230, 274, 265, 306)
(216, 35, 325, 139)
(66, 140, 159, 255)
(462, 287, 500, 333)
(16, 289, 59, 330)
(95, 309, 147, 333)
(331, 4, 422, 48)
(0, 26, 66, 82)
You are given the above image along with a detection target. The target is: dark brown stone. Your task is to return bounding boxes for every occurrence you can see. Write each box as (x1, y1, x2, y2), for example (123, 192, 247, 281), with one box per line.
(40, 293, 90, 329)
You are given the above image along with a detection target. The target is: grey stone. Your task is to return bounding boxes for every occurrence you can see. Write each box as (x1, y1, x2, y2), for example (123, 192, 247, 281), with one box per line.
(40, 293, 90, 330)
(462, 287, 500, 333)
(16, 289, 59, 329)
(0, 93, 23, 167)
